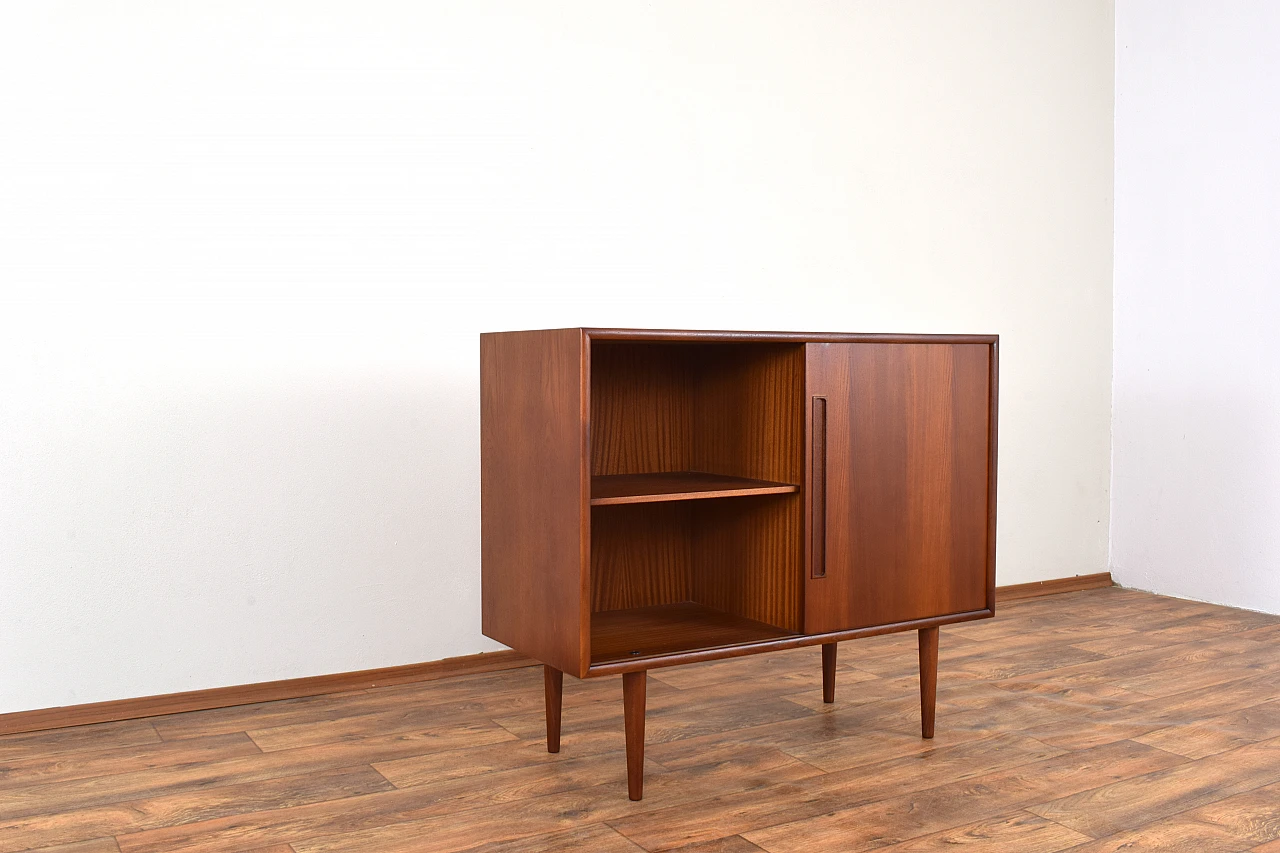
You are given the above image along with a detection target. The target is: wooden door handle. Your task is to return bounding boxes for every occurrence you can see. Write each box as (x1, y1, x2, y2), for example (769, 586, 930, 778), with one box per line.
(812, 396, 827, 579)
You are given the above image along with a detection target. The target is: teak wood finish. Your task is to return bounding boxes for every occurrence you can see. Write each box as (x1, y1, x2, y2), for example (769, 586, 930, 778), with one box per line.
(803, 342, 993, 634)
(479, 329, 589, 679)
(481, 328, 999, 799)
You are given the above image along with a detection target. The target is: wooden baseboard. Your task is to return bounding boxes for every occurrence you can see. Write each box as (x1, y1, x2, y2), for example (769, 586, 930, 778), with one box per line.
(0, 649, 535, 737)
(996, 571, 1114, 603)
(0, 572, 1114, 737)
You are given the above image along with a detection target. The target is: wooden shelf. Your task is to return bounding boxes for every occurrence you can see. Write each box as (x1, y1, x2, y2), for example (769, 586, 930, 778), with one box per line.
(590, 602, 797, 666)
(590, 472, 799, 506)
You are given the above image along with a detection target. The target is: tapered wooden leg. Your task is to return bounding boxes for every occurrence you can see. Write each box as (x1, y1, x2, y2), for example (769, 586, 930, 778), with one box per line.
(544, 665, 563, 754)
(919, 626, 938, 739)
(821, 642, 837, 704)
(622, 670, 646, 801)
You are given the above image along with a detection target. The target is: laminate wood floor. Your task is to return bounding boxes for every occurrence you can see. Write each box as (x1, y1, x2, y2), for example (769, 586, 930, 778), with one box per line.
(4, 587, 1280, 853)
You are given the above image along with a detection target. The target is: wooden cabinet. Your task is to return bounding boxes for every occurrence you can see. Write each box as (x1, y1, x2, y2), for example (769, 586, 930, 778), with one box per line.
(481, 329, 998, 800)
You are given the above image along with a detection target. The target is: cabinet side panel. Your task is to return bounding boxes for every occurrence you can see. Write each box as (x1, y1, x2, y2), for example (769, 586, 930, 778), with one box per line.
(481, 329, 587, 677)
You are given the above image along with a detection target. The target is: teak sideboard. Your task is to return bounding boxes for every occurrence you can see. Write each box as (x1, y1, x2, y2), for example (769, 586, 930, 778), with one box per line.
(480, 328, 998, 800)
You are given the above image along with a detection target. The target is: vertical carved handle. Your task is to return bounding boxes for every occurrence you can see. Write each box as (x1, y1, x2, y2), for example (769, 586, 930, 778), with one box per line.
(811, 396, 827, 579)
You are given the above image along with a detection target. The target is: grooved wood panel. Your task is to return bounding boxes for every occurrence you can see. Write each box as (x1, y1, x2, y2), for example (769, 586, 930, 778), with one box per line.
(3, 588, 1279, 853)
(805, 342, 992, 634)
(481, 329, 589, 678)
(590, 343, 692, 476)
(693, 495, 804, 633)
(590, 503, 692, 613)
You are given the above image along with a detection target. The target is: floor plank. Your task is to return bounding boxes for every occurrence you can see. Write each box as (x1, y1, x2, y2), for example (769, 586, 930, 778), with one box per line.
(610, 733, 1073, 851)
(1027, 736, 1280, 838)
(1133, 699, 1280, 759)
(24, 840, 122, 853)
(665, 838, 769, 853)
(868, 811, 1090, 852)
(464, 824, 645, 852)
(0, 721, 160, 763)
(739, 740, 1184, 853)
(0, 766, 390, 853)
(0, 732, 261, 792)
(1053, 816, 1255, 852)
(1182, 779, 1280, 846)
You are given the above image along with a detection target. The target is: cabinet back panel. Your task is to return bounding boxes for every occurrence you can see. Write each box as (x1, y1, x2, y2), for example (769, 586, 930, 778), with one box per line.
(690, 344, 805, 486)
(590, 344, 692, 476)
(692, 494, 804, 633)
(589, 342, 804, 483)
(591, 503, 692, 613)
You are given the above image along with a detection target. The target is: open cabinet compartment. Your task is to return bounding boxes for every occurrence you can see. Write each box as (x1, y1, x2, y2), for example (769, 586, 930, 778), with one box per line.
(587, 341, 807, 667)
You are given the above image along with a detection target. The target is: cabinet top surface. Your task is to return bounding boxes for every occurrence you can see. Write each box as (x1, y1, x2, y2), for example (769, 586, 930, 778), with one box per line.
(482, 328, 998, 344)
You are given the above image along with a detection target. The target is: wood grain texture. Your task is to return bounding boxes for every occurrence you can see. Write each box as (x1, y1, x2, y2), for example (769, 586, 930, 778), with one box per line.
(589, 340, 804, 482)
(586, 339, 806, 640)
(0, 767, 393, 852)
(543, 667, 562, 754)
(591, 603, 796, 667)
(590, 472, 797, 506)
(692, 495, 804, 633)
(821, 644, 836, 704)
(590, 343, 692, 476)
(869, 811, 1090, 853)
(689, 345, 805, 633)
(623, 671, 647, 801)
(689, 344, 804, 485)
(591, 491, 805, 634)
(591, 503, 692, 613)
(919, 626, 938, 738)
(17, 841, 121, 853)
(1, 587, 1277, 852)
(481, 328, 589, 678)
(461, 824, 646, 852)
(804, 342, 993, 634)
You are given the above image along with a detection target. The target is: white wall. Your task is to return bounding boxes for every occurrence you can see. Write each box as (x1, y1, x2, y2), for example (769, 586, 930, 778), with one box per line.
(1113, 1, 1280, 614)
(0, 1, 1115, 714)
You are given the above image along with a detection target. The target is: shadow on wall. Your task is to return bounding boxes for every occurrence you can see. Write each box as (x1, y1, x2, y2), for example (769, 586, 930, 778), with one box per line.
(1111, 389, 1280, 614)
(2, 366, 502, 712)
